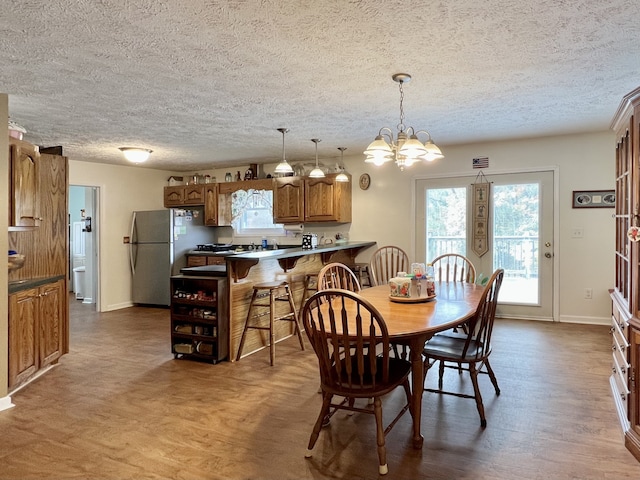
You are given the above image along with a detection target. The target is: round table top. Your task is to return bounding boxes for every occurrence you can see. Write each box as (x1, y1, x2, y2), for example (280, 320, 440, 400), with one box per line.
(352, 282, 484, 340)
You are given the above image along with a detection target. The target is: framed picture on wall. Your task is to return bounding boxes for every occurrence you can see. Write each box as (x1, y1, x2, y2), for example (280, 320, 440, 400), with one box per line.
(572, 190, 616, 208)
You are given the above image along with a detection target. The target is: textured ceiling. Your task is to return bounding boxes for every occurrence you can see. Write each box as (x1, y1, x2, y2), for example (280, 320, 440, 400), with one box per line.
(2, 0, 640, 171)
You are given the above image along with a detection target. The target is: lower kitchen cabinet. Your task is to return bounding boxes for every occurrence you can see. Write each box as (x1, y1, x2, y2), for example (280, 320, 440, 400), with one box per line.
(8, 278, 65, 390)
(170, 275, 229, 363)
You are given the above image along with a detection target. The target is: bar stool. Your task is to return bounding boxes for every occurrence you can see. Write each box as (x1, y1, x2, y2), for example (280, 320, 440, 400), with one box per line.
(236, 281, 305, 366)
(351, 263, 372, 288)
(299, 273, 318, 313)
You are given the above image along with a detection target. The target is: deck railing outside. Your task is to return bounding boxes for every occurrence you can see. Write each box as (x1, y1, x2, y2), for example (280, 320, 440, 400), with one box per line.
(428, 235, 539, 279)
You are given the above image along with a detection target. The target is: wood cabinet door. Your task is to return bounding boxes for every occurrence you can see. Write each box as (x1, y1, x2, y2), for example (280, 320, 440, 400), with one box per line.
(183, 185, 205, 205)
(39, 280, 65, 368)
(303, 174, 352, 223)
(10, 140, 40, 227)
(186, 256, 207, 267)
(164, 186, 185, 207)
(8, 288, 39, 389)
(273, 177, 304, 223)
(204, 184, 218, 225)
(305, 176, 337, 221)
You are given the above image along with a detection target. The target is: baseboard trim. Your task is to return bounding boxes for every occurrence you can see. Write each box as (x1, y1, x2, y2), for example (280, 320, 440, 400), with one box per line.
(0, 395, 15, 412)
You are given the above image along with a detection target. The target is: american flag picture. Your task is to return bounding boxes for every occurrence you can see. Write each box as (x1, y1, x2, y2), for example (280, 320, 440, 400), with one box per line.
(473, 157, 489, 169)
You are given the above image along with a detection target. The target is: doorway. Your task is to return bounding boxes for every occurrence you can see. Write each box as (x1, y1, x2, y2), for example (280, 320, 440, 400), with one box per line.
(68, 185, 99, 310)
(415, 170, 556, 321)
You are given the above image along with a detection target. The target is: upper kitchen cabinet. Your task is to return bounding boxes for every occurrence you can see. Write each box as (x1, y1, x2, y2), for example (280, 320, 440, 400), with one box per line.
(304, 173, 352, 223)
(273, 174, 352, 224)
(217, 179, 274, 226)
(9, 137, 40, 228)
(163, 185, 205, 207)
(273, 176, 304, 223)
(203, 183, 218, 226)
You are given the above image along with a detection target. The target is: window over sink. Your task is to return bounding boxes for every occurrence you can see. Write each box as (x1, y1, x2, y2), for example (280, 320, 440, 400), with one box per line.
(231, 188, 284, 237)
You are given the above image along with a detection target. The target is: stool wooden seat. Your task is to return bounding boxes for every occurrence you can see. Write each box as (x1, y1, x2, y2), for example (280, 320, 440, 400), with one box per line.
(236, 281, 305, 366)
(299, 273, 318, 313)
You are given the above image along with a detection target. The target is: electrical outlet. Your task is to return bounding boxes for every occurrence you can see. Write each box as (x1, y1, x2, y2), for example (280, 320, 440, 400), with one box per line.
(584, 288, 593, 299)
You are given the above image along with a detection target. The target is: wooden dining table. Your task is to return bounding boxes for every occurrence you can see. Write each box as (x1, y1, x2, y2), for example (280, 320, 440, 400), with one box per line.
(354, 282, 485, 449)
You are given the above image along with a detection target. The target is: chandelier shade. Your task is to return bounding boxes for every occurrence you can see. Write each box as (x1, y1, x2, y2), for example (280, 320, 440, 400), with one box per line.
(364, 73, 443, 170)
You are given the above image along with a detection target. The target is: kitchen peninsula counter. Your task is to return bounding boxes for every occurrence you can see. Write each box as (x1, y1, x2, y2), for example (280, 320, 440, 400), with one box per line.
(226, 241, 376, 282)
(226, 240, 377, 362)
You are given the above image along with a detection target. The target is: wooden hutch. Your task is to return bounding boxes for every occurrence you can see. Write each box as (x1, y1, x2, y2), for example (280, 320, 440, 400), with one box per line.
(611, 86, 640, 462)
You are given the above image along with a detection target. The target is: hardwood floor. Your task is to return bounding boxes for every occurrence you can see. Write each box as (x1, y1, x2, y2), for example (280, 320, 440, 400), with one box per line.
(1, 295, 640, 479)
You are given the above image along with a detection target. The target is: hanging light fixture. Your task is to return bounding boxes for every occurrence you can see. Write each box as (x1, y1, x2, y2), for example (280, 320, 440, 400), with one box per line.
(335, 147, 349, 182)
(309, 138, 325, 178)
(119, 147, 152, 163)
(274, 127, 294, 174)
(364, 73, 444, 171)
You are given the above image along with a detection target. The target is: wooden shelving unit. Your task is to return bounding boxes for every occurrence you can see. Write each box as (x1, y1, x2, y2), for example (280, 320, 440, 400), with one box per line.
(170, 275, 228, 364)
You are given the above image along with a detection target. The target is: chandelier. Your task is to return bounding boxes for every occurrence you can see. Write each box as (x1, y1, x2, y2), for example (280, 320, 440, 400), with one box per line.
(364, 73, 444, 170)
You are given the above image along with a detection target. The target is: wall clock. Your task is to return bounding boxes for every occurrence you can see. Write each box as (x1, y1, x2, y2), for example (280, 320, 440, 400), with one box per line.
(359, 173, 371, 190)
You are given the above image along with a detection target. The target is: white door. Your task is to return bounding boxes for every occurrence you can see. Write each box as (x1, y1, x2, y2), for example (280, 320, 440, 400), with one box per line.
(415, 170, 555, 320)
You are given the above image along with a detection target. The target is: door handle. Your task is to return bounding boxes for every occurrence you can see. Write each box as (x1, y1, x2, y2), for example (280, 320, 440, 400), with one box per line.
(545, 252, 553, 258)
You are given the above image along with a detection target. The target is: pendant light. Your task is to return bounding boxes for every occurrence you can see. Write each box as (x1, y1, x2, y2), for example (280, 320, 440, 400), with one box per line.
(335, 147, 349, 182)
(309, 138, 325, 178)
(274, 128, 293, 174)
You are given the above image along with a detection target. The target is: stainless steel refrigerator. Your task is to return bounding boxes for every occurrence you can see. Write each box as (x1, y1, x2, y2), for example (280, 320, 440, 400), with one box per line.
(129, 209, 216, 306)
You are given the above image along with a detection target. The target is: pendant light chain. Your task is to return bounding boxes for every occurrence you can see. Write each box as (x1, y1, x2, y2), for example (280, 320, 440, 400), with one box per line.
(397, 80, 406, 133)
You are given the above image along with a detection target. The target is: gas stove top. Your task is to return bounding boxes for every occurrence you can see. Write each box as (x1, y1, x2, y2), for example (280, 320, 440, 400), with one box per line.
(194, 243, 234, 252)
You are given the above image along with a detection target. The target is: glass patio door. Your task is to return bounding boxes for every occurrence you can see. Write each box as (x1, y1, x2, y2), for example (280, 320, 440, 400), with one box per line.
(415, 170, 555, 320)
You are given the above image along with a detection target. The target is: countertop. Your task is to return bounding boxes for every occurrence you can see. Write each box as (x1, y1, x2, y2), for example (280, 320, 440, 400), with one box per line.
(9, 275, 66, 294)
(227, 241, 376, 261)
(178, 265, 227, 277)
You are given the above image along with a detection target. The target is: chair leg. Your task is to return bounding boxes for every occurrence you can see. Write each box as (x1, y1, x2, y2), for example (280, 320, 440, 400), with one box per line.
(269, 290, 276, 366)
(373, 397, 388, 475)
(484, 358, 501, 395)
(235, 288, 258, 361)
(438, 360, 445, 390)
(306, 393, 333, 458)
(469, 362, 487, 428)
(286, 285, 305, 351)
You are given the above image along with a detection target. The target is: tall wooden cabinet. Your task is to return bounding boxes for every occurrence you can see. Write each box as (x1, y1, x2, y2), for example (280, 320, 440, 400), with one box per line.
(610, 86, 640, 462)
(8, 139, 69, 392)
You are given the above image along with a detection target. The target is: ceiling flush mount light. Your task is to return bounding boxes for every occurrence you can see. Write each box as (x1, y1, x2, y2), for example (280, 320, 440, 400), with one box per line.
(119, 147, 152, 163)
(336, 147, 349, 182)
(364, 73, 444, 171)
(274, 127, 294, 174)
(309, 138, 325, 178)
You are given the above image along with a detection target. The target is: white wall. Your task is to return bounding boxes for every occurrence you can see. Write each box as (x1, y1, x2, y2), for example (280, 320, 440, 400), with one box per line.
(69, 130, 615, 324)
(343, 130, 615, 324)
(69, 160, 179, 311)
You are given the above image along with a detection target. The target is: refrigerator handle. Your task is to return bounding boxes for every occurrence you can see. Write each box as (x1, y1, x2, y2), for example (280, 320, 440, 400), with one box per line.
(129, 212, 136, 275)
